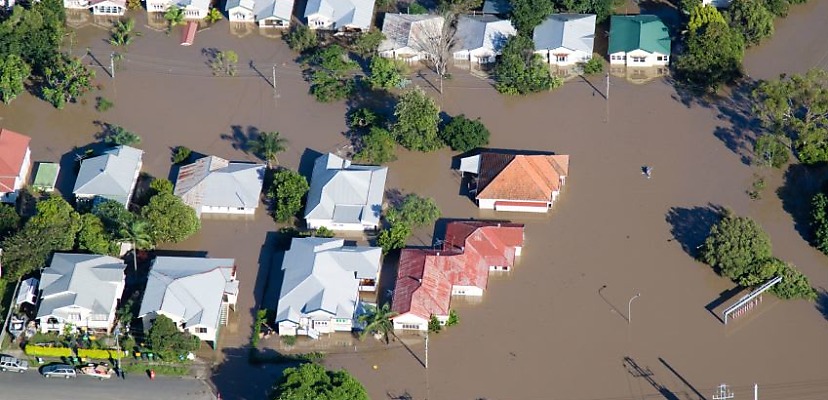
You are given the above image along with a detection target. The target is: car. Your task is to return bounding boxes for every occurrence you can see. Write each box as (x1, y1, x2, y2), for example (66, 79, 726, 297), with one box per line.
(0, 356, 29, 373)
(41, 364, 76, 379)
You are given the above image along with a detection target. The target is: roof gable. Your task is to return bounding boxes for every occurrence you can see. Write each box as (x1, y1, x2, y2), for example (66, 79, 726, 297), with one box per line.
(533, 14, 596, 53)
(0, 128, 31, 192)
(379, 14, 445, 53)
(304, 0, 375, 29)
(304, 153, 387, 226)
(476, 153, 570, 202)
(608, 15, 671, 55)
(174, 156, 265, 214)
(455, 15, 516, 53)
(73, 145, 143, 205)
(37, 253, 126, 320)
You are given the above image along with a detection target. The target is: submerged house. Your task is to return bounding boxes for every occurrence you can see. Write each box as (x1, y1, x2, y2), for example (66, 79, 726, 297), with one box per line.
(64, 0, 127, 16)
(0, 128, 32, 204)
(304, 0, 375, 31)
(145, 0, 210, 19)
(452, 15, 516, 64)
(226, 0, 295, 28)
(378, 13, 445, 62)
(73, 145, 143, 208)
(608, 15, 671, 67)
(533, 14, 596, 66)
(174, 155, 265, 217)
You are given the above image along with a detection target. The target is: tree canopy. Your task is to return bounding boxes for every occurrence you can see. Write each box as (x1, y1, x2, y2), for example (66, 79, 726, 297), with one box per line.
(726, 0, 775, 46)
(509, 0, 554, 35)
(41, 54, 96, 109)
(0, 204, 20, 239)
(367, 56, 404, 90)
(148, 315, 200, 360)
(557, 0, 615, 23)
(273, 363, 369, 400)
(495, 35, 560, 95)
(306, 45, 357, 103)
(141, 192, 200, 244)
(391, 87, 443, 152)
(100, 124, 141, 147)
(377, 222, 411, 254)
(268, 169, 310, 223)
(354, 127, 397, 165)
(386, 194, 441, 228)
(77, 213, 118, 255)
(284, 24, 318, 53)
(352, 30, 385, 57)
(811, 192, 828, 254)
(675, 13, 744, 90)
(358, 303, 398, 343)
(248, 131, 288, 168)
(0, 54, 31, 104)
(439, 114, 491, 152)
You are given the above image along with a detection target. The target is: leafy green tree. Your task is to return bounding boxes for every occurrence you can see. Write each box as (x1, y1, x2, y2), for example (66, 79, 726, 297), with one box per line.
(172, 146, 192, 164)
(93, 199, 135, 234)
(680, 0, 702, 14)
(358, 303, 398, 344)
(495, 35, 560, 95)
(348, 107, 380, 131)
(310, 70, 355, 102)
(141, 192, 200, 244)
(209, 50, 239, 77)
(306, 45, 357, 103)
(0, 204, 20, 239)
(428, 314, 442, 333)
(41, 55, 95, 109)
(308, 45, 358, 73)
(752, 69, 828, 165)
(688, 4, 727, 32)
(268, 170, 310, 222)
(77, 213, 118, 255)
(0, 54, 31, 104)
(247, 131, 288, 168)
(118, 219, 152, 272)
(101, 124, 141, 146)
(284, 24, 318, 53)
(770, 261, 816, 300)
(0, 0, 65, 76)
(164, 5, 185, 28)
(205, 8, 223, 24)
(761, 0, 789, 16)
(726, 0, 774, 46)
(355, 127, 397, 164)
(386, 194, 441, 228)
(408, 2, 429, 13)
(368, 56, 404, 89)
(377, 223, 411, 254)
(675, 19, 744, 90)
(580, 56, 603, 74)
(509, 0, 554, 34)
(811, 192, 828, 254)
(96, 97, 114, 112)
(439, 114, 490, 152)
(753, 134, 789, 168)
(273, 363, 369, 400)
(559, 0, 615, 23)
(391, 87, 443, 152)
(446, 309, 459, 326)
(701, 214, 772, 280)
(26, 195, 82, 248)
(109, 18, 140, 48)
(148, 315, 200, 360)
(149, 178, 174, 196)
(438, 0, 481, 13)
(352, 30, 386, 57)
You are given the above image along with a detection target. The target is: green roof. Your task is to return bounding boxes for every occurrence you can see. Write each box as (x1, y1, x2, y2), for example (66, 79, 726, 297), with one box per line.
(608, 15, 671, 55)
(32, 162, 59, 190)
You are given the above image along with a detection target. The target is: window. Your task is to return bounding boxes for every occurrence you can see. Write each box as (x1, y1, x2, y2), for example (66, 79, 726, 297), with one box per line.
(656, 56, 663, 61)
(68, 313, 81, 321)
(611, 54, 626, 61)
(401, 324, 420, 330)
(555, 55, 567, 63)
(195, 327, 208, 334)
(632, 56, 646, 63)
(336, 318, 349, 323)
(237, 207, 245, 210)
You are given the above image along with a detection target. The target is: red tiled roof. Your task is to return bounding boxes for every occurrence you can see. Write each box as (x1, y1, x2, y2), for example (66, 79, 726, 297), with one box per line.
(476, 153, 569, 202)
(0, 129, 31, 193)
(391, 221, 524, 320)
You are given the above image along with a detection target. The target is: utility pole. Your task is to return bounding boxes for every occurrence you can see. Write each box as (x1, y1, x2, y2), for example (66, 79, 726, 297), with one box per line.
(605, 72, 610, 123)
(110, 52, 116, 79)
(712, 384, 735, 400)
(754, 383, 758, 400)
(424, 331, 428, 369)
(272, 64, 277, 93)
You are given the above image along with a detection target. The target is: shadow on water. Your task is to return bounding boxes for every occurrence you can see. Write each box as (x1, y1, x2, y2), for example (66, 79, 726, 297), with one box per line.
(298, 148, 324, 179)
(776, 163, 828, 243)
(705, 286, 743, 323)
(623, 356, 679, 400)
(816, 288, 828, 322)
(665, 204, 727, 258)
(712, 80, 762, 166)
(220, 125, 260, 154)
(210, 347, 295, 400)
(658, 357, 706, 400)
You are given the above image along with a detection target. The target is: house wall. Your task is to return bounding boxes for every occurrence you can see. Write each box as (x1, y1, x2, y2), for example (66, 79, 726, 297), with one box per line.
(392, 313, 429, 331)
(306, 218, 374, 232)
(478, 198, 551, 213)
(259, 17, 290, 28)
(181, 5, 205, 19)
(610, 50, 668, 67)
(91, 3, 125, 15)
(307, 14, 334, 30)
(200, 205, 256, 215)
(185, 324, 217, 343)
(145, 0, 168, 12)
(0, 148, 31, 203)
(278, 320, 299, 336)
(278, 315, 353, 336)
(227, 6, 254, 22)
(451, 285, 484, 297)
(63, 0, 89, 9)
(537, 48, 591, 66)
(380, 48, 424, 63)
(39, 308, 113, 333)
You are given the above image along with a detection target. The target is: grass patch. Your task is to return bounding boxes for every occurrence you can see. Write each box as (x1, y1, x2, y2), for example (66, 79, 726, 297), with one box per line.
(95, 97, 114, 112)
(120, 362, 190, 376)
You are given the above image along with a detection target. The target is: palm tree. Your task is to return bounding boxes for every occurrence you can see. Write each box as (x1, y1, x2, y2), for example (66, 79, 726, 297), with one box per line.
(109, 18, 141, 48)
(247, 131, 288, 168)
(164, 5, 185, 28)
(119, 219, 153, 272)
(205, 8, 223, 24)
(358, 303, 398, 344)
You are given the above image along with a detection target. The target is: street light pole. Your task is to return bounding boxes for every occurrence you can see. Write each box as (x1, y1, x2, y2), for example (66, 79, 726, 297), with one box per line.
(628, 293, 641, 324)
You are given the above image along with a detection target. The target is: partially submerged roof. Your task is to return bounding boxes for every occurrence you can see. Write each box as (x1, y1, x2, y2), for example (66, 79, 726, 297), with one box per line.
(304, 0, 375, 30)
(391, 249, 453, 318)
(276, 238, 369, 324)
(32, 162, 60, 191)
(608, 14, 671, 55)
(533, 14, 596, 53)
(227, 0, 294, 21)
(174, 155, 265, 215)
(73, 145, 143, 206)
(473, 152, 570, 202)
(37, 253, 125, 320)
(454, 15, 516, 53)
(0, 128, 31, 193)
(304, 153, 387, 227)
(139, 256, 237, 331)
(379, 13, 445, 53)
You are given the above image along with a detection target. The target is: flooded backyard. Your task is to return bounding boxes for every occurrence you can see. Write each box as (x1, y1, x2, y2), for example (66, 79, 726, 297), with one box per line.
(2, 2, 828, 398)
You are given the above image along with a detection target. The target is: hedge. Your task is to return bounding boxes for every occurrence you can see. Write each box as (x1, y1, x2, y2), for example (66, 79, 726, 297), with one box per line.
(77, 349, 119, 360)
(24, 345, 72, 358)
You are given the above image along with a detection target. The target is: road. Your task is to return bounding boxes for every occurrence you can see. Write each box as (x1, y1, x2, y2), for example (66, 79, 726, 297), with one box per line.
(0, 370, 216, 400)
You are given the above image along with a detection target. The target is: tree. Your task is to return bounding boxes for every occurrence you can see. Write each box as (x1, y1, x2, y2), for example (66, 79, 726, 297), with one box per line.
(761, 0, 789, 16)
(164, 5, 185, 28)
(209, 50, 239, 77)
(701, 214, 772, 280)
(93, 199, 135, 234)
(391, 87, 443, 152)
(680, 0, 702, 14)
(377, 223, 411, 254)
(752, 69, 828, 165)
(172, 146, 192, 164)
(688, 4, 727, 32)
(268, 170, 309, 223)
(0, 204, 20, 239)
(109, 18, 140, 48)
(428, 314, 442, 333)
(0, 54, 31, 104)
(284, 24, 318, 53)
(510, 0, 555, 34)
(306, 45, 357, 103)
(438, 0, 482, 13)
(141, 192, 200, 244)
(314, 226, 335, 238)
(348, 107, 380, 131)
(352, 30, 385, 57)
(386, 194, 441, 228)
(439, 114, 490, 152)
(367, 56, 404, 90)
(205, 8, 223, 24)
(273, 363, 369, 400)
(726, 0, 774, 46)
(77, 213, 118, 255)
(118, 219, 152, 272)
(247, 131, 288, 168)
(446, 309, 459, 326)
(148, 315, 200, 360)
(559, 0, 615, 23)
(753, 134, 789, 167)
(308, 45, 358, 73)
(408, 2, 429, 13)
(41, 55, 95, 109)
(149, 178, 174, 196)
(411, 14, 455, 94)
(580, 56, 603, 74)
(310, 70, 356, 102)
(26, 195, 82, 249)
(354, 127, 397, 164)
(675, 18, 744, 90)
(495, 35, 559, 95)
(101, 124, 141, 146)
(358, 303, 398, 344)
(811, 192, 828, 254)
(770, 261, 816, 300)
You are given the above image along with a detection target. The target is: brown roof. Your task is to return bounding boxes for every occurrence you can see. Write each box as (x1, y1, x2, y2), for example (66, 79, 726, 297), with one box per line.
(0, 129, 31, 192)
(181, 21, 198, 46)
(476, 153, 569, 202)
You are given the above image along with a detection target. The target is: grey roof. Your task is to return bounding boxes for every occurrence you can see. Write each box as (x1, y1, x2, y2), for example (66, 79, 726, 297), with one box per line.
(276, 238, 379, 324)
(138, 257, 237, 331)
(303, 0, 375, 30)
(533, 14, 596, 53)
(454, 15, 516, 53)
(304, 153, 387, 227)
(37, 253, 125, 320)
(482, 0, 511, 14)
(174, 156, 265, 215)
(225, 0, 295, 21)
(378, 13, 445, 53)
(73, 145, 142, 206)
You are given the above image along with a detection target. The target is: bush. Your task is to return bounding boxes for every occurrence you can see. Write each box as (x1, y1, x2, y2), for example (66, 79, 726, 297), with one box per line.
(811, 192, 828, 254)
(96, 97, 114, 112)
(314, 226, 335, 238)
(25, 345, 72, 358)
(580, 57, 603, 74)
(78, 348, 118, 359)
(439, 114, 490, 152)
(446, 309, 459, 326)
(753, 134, 789, 168)
(354, 127, 397, 165)
(285, 24, 318, 53)
(428, 315, 442, 333)
(408, 2, 428, 14)
(268, 170, 310, 223)
(281, 335, 297, 346)
(172, 146, 192, 164)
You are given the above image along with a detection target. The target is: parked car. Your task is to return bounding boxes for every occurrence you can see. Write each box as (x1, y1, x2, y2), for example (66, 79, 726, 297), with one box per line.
(41, 364, 76, 379)
(0, 356, 29, 373)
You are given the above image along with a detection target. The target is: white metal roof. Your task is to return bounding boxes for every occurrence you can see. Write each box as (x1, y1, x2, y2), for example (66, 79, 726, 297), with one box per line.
(378, 13, 445, 53)
(37, 253, 125, 320)
(454, 15, 516, 54)
(304, 153, 387, 227)
(533, 14, 596, 53)
(73, 145, 142, 206)
(174, 155, 265, 215)
(304, 0, 375, 30)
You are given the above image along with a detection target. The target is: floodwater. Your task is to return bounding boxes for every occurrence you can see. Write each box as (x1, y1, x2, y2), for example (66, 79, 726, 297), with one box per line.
(1, 5, 828, 400)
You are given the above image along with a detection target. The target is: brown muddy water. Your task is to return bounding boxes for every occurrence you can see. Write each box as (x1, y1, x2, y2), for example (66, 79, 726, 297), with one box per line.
(1, 6, 828, 400)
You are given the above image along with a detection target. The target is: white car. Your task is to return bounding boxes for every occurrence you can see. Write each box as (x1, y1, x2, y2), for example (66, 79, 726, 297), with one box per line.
(0, 356, 29, 373)
(41, 364, 76, 379)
